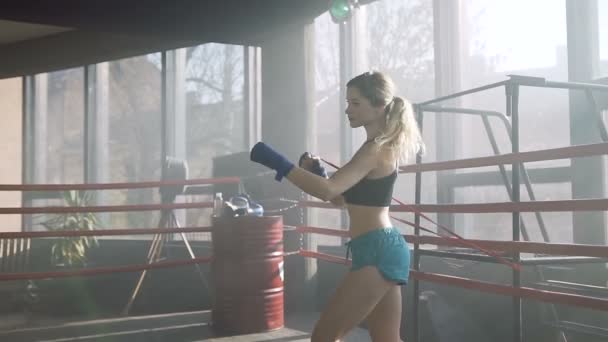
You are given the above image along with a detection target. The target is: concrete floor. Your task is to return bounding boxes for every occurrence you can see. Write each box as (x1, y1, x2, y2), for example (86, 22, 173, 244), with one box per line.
(0, 310, 371, 342)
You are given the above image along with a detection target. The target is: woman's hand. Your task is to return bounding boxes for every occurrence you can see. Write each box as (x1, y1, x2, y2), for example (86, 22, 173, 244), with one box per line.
(250, 142, 294, 181)
(298, 152, 344, 206)
(299, 152, 328, 178)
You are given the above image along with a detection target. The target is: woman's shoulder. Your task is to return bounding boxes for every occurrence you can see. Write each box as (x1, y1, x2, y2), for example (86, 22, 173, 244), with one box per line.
(358, 141, 397, 170)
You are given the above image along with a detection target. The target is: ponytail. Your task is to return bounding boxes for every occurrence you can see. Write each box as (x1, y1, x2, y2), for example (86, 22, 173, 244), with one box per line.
(373, 96, 424, 163)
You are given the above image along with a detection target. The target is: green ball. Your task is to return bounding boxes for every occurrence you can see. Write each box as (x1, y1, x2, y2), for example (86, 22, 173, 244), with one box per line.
(329, 0, 353, 23)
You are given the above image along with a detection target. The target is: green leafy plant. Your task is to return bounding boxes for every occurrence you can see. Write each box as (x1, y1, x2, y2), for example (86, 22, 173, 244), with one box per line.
(41, 191, 99, 267)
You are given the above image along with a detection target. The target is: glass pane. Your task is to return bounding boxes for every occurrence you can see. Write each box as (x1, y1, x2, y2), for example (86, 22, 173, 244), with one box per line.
(312, 11, 343, 246)
(600, 0, 608, 76)
(364, 0, 435, 102)
(314, 11, 341, 166)
(106, 54, 162, 232)
(461, 0, 569, 150)
(466, 0, 568, 81)
(29, 69, 85, 232)
(456, 1, 570, 242)
(185, 43, 246, 239)
(47, 68, 85, 184)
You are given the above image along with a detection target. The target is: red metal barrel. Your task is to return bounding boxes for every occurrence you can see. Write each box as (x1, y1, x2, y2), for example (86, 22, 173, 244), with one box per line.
(211, 215, 284, 334)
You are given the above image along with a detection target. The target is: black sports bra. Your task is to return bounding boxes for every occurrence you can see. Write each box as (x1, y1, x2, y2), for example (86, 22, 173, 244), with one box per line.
(342, 169, 397, 207)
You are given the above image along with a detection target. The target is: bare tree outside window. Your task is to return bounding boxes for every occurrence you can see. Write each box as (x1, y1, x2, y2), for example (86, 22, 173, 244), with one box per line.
(186, 44, 245, 162)
(366, 0, 434, 95)
(184, 43, 246, 231)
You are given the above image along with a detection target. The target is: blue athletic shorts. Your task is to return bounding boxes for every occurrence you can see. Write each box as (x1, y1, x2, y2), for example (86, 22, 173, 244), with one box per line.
(346, 227, 411, 285)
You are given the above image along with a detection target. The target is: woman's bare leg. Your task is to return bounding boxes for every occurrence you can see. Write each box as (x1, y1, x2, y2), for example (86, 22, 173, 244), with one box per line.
(366, 285, 403, 342)
(311, 266, 393, 342)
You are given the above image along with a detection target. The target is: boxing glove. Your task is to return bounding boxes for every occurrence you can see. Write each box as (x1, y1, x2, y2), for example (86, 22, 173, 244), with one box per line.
(250, 142, 294, 181)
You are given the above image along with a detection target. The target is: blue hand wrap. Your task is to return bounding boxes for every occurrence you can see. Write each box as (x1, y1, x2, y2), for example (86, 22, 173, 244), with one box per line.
(298, 152, 328, 178)
(250, 142, 294, 181)
(311, 160, 328, 178)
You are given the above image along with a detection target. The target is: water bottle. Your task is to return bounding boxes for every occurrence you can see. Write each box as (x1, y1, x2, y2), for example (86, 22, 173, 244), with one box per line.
(213, 192, 223, 217)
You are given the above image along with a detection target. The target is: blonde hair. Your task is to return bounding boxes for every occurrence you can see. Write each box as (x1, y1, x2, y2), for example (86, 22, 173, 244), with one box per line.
(347, 71, 425, 163)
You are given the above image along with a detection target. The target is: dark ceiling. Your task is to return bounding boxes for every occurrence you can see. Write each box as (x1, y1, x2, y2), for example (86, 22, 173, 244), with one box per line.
(0, 0, 329, 79)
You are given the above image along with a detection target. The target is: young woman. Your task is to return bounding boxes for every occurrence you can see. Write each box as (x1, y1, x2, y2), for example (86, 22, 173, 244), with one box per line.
(250, 71, 424, 342)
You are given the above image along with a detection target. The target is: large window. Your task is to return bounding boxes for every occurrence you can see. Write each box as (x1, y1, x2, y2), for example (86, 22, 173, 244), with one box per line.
(314, 12, 341, 165)
(106, 54, 162, 231)
(26, 68, 85, 231)
(47, 69, 85, 184)
(465, 0, 568, 82)
(453, 0, 571, 243)
(22, 47, 248, 237)
(364, 0, 435, 102)
(461, 0, 569, 154)
(184, 43, 246, 235)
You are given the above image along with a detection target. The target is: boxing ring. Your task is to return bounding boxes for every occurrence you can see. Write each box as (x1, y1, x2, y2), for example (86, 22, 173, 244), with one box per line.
(0, 76, 607, 341)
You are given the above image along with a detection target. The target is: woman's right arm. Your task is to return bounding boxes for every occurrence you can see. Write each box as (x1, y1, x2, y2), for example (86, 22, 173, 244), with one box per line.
(300, 154, 346, 207)
(250, 141, 378, 202)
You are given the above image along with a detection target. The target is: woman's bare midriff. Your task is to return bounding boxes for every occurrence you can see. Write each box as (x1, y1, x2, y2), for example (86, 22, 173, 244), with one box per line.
(343, 145, 396, 238)
(346, 203, 393, 238)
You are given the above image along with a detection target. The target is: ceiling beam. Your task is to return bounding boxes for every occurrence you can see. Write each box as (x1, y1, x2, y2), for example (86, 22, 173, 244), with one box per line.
(0, 0, 327, 38)
(0, 0, 329, 78)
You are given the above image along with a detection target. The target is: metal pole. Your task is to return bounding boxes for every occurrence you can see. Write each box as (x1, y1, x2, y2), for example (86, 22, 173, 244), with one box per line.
(412, 105, 424, 342)
(507, 83, 522, 342)
(160, 51, 167, 171)
(83, 67, 90, 184)
(339, 20, 354, 239)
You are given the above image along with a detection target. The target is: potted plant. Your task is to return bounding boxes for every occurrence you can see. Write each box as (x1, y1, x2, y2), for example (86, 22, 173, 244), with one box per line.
(34, 190, 100, 315)
(41, 190, 99, 267)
